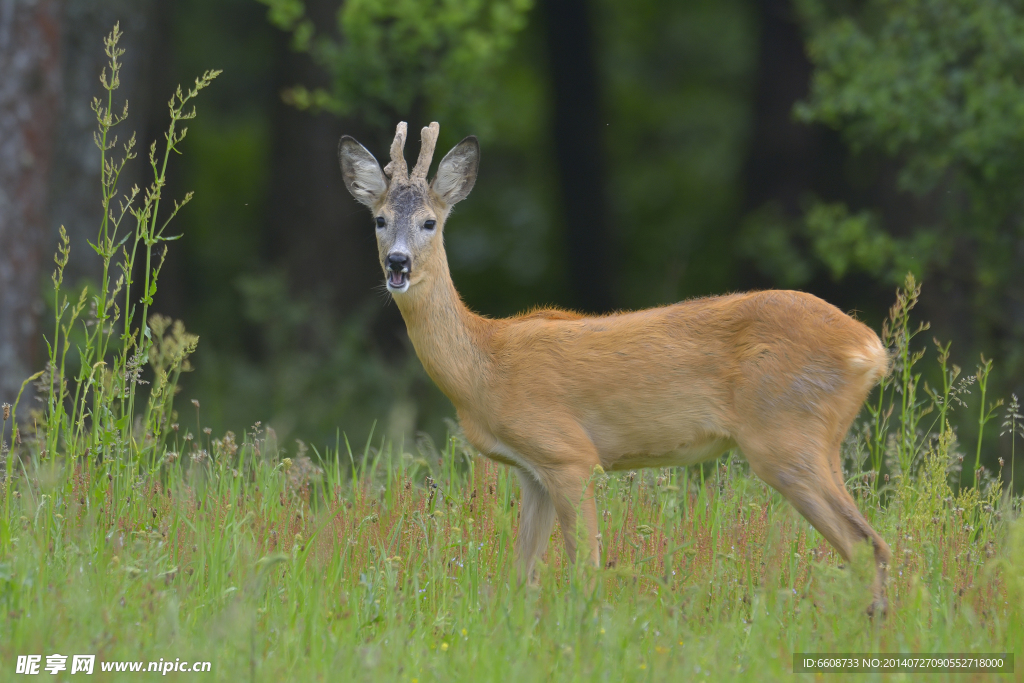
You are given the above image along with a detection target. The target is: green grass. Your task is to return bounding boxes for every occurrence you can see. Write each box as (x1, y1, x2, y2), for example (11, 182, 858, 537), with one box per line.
(0, 428, 1020, 681)
(0, 24, 1022, 682)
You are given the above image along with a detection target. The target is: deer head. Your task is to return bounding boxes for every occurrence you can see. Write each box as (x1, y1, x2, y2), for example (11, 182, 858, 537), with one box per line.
(338, 122, 479, 294)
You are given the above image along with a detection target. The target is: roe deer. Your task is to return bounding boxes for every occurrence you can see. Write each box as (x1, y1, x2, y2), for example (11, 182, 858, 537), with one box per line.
(338, 121, 893, 613)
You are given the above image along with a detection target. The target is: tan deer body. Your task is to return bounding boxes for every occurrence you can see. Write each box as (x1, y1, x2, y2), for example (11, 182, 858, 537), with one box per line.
(339, 122, 893, 613)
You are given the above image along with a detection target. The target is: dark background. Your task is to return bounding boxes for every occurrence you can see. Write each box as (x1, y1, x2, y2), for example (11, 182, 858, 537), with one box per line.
(2, 0, 1022, 476)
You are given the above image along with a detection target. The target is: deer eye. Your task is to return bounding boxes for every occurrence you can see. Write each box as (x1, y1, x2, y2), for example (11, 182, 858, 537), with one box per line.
(423, 219, 436, 231)
(375, 216, 386, 228)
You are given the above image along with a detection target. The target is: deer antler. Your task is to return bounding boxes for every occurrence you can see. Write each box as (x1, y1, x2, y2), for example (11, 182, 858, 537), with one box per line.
(383, 121, 409, 180)
(411, 122, 440, 180)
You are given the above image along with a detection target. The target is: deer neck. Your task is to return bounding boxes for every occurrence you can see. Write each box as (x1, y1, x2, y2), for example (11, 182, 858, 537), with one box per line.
(393, 254, 492, 409)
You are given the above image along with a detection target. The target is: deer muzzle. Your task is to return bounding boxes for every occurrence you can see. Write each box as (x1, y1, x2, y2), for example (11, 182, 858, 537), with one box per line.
(386, 252, 411, 292)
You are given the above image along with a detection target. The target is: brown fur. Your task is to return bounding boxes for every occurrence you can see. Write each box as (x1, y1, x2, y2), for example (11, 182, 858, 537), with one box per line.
(338, 122, 893, 614)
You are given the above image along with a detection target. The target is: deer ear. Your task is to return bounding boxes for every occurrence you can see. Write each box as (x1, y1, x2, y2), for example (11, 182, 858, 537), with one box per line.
(338, 136, 387, 207)
(431, 136, 479, 206)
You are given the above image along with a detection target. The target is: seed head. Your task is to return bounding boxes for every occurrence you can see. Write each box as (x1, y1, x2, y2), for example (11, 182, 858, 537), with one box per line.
(2, 403, 10, 421)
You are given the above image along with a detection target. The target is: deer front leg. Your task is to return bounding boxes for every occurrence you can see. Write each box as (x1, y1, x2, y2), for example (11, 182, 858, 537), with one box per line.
(514, 468, 556, 584)
(505, 425, 603, 572)
(546, 464, 601, 568)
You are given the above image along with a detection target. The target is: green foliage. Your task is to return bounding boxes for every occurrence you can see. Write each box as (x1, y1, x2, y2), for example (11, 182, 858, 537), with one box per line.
(447, 0, 758, 314)
(857, 274, 1014, 496)
(257, 0, 533, 127)
(739, 201, 937, 287)
(188, 272, 452, 448)
(864, 274, 932, 480)
(598, 0, 756, 305)
(745, 0, 1024, 357)
(974, 357, 1004, 486)
(796, 0, 1024, 194)
(1, 25, 216, 527)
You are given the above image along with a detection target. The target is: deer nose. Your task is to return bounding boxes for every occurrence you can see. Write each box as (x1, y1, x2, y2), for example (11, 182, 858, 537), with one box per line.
(386, 253, 411, 273)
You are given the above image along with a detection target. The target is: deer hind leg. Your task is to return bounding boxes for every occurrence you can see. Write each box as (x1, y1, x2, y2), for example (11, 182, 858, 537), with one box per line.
(741, 434, 892, 614)
(514, 468, 556, 584)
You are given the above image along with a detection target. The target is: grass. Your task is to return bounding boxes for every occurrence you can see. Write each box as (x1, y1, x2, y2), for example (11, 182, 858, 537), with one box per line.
(0, 430, 1020, 681)
(0, 24, 1022, 682)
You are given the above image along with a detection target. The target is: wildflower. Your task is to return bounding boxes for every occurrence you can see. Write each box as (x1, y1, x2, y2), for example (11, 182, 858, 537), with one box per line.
(284, 455, 323, 491)
(214, 431, 239, 458)
(440, 643, 449, 652)
(1001, 395, 1022, 437)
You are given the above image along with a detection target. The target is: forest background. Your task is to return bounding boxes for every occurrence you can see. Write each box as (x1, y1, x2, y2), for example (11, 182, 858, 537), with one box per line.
(1, 0, 1022, 485)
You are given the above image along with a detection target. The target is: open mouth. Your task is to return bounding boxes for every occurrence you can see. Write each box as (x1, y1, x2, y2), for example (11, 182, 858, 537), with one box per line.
(386, 269, 409, 292)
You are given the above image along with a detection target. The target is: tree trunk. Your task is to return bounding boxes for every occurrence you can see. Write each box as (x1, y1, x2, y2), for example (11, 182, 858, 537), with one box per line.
(542, 0, 613, 313)
(0, 0, 61, 406)
(743, 0, 846, 219)
(264, 0, 406, 353)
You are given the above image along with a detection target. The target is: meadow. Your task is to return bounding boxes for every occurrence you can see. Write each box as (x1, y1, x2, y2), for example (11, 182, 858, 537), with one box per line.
(1, 27, 1022, 682)
(1, 411, 1022, 681)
